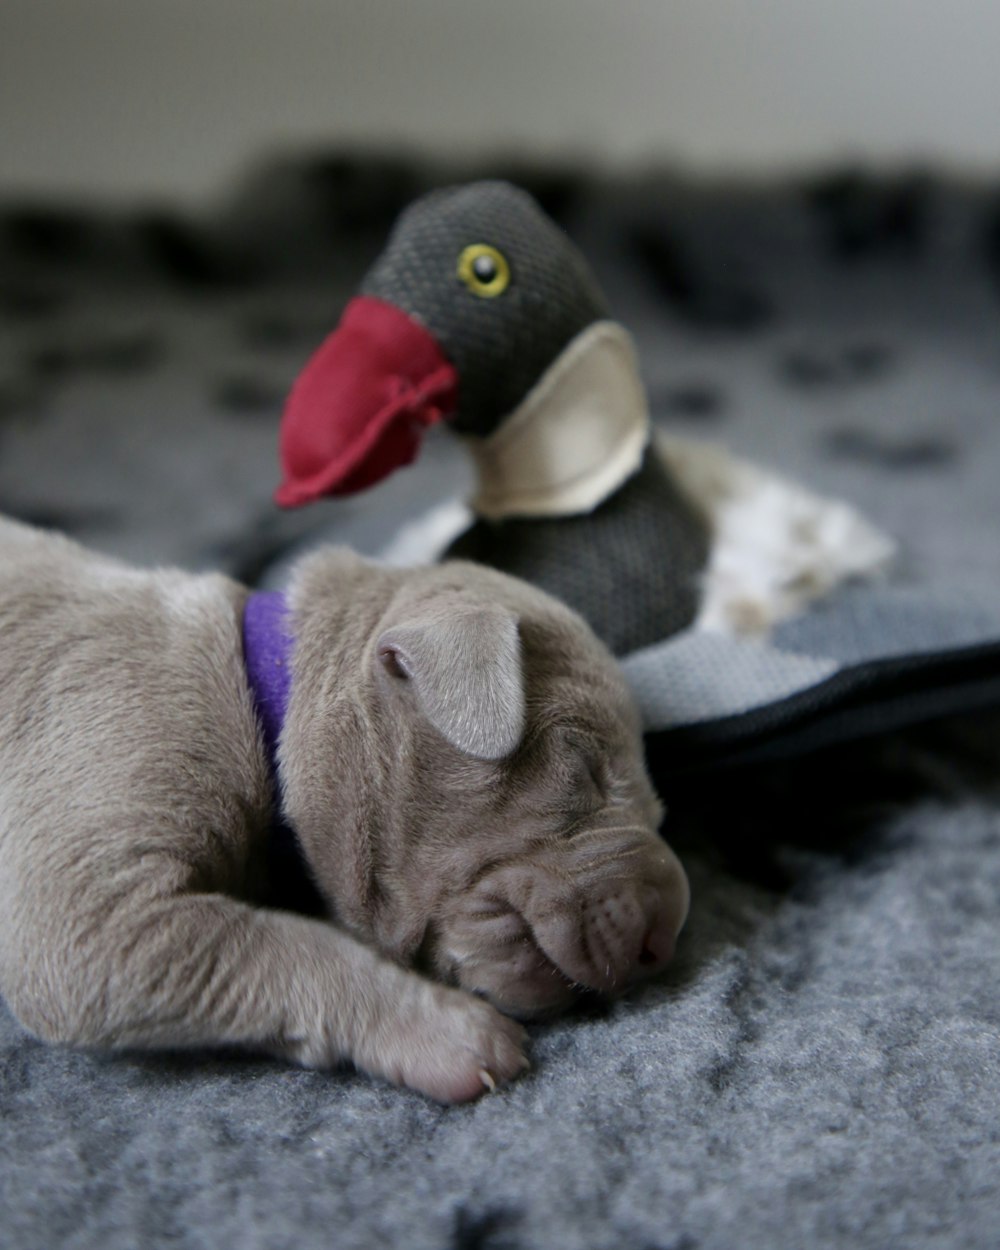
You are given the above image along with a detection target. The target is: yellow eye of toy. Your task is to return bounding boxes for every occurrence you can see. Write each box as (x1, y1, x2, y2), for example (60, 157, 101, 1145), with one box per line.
(457, 244, 510, 298)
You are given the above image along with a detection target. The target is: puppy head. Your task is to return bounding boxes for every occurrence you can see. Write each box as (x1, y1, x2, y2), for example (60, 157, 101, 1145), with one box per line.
(280, 550, 689, 1018)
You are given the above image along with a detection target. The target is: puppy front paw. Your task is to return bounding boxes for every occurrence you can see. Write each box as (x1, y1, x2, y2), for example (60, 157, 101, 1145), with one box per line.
(363, 980, 530, 1104)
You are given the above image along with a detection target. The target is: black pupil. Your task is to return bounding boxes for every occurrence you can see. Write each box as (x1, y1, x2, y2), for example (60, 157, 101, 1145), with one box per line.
(472, 253, 498, 283)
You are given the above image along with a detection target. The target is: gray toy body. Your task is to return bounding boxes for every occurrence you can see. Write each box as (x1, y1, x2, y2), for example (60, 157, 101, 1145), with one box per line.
(448, 443, 709, 654)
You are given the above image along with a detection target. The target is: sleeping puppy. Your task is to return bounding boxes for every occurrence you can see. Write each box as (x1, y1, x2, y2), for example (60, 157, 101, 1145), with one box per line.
(0, 516, 688, 1102)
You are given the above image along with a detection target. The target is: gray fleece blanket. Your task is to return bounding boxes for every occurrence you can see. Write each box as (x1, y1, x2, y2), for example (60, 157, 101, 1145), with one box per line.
(1, 158, 999, 1248)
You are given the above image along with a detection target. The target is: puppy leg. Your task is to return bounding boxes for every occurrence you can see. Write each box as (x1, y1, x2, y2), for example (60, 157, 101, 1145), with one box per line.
(6, 892, 528, 1103)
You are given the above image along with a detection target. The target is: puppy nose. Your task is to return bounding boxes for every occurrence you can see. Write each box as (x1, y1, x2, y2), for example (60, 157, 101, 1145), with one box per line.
(521, 848, 690, 995)
(552, 881, 686, 994)
(606, 866, 690, 988)
(636, 909, 678, 974)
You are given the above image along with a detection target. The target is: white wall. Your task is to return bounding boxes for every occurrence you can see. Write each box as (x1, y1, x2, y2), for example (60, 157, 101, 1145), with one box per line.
(2, 0, 999, 205)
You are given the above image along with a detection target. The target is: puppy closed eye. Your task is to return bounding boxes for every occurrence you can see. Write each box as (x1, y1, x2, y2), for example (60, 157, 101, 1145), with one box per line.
(560, 753, 609, 817)
(584, 758, 609, 800)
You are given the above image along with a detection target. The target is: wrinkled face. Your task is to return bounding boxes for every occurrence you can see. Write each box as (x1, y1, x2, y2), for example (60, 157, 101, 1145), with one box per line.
(407, 672, 689, 1019)
(286, 562, 690, 1020)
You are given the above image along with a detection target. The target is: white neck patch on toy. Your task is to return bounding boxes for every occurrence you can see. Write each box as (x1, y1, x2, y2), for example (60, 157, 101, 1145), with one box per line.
(464, 320, 650, 520)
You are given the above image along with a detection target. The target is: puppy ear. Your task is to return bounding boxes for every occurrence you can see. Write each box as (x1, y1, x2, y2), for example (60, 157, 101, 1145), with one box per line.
(376, 606, 525, 759)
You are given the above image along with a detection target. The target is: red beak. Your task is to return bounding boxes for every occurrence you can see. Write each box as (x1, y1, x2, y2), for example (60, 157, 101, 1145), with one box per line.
(275, 295, 458, 508)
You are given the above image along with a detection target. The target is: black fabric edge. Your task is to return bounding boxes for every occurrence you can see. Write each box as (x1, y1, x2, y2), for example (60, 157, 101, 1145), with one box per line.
(644, 639, 1000, 777)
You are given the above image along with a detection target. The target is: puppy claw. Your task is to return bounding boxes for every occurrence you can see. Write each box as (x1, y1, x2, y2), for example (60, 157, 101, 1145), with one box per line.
(363, 979, 530, 1103)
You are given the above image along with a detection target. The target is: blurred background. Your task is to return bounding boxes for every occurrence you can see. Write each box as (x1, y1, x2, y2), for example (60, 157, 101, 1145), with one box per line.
(3, 0, 1000, 204)
(0, 0, 998, 585)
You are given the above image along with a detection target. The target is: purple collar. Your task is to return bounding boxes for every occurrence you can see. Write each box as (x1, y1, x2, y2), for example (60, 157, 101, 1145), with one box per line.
(242, 591, 293, 768)
(243, 590, 324, 915)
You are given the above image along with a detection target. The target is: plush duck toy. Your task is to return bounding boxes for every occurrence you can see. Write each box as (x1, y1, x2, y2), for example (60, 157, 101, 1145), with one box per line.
(276, 181, 892, 657)
(275, 181, 711, 655)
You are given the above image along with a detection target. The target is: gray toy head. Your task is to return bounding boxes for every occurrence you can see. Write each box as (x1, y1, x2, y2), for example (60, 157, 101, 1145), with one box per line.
(362, 180, 609, 434)
(277, 181, 611, 506)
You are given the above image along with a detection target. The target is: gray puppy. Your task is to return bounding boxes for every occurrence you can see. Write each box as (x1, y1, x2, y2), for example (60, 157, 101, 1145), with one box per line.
(0, 516, 688, 1102)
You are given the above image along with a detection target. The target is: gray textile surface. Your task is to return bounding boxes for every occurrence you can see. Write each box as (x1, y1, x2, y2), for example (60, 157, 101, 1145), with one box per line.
(1, 159, 1000, 1247)
(623, 632, 840, 728)
(775, 584, 1000, 665)
(622, 585, 1000, 733)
